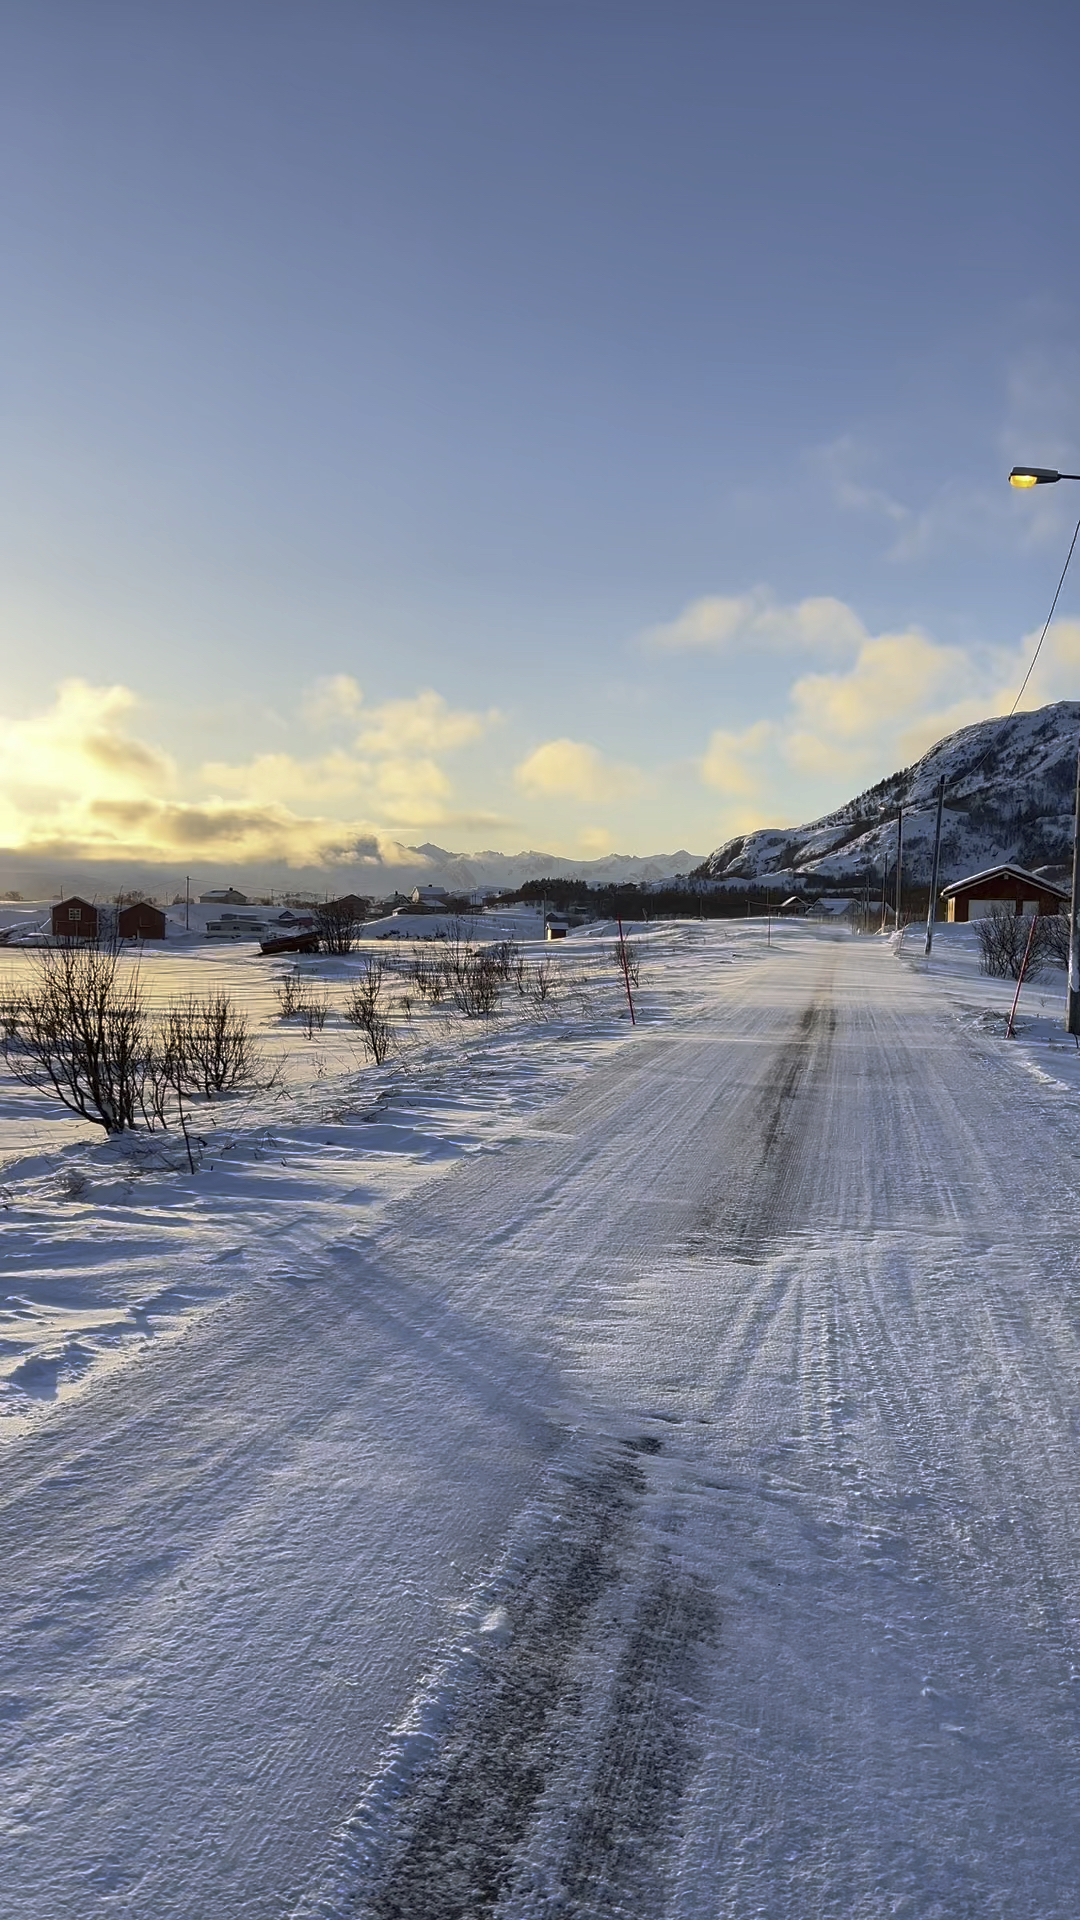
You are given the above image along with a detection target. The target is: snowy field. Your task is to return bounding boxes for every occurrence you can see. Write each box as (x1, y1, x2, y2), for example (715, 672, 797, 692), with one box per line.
(6, 919, 1080, 1919)
(0, 922, 727, 1434)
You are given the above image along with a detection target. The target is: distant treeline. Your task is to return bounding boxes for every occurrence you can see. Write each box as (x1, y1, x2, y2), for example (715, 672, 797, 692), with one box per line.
(503, 878, 786, 919)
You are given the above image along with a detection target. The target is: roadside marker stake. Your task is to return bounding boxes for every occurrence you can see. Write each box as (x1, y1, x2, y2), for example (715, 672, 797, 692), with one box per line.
(1006, 914, 1040, 1040)
(616, 914, 636, 1025)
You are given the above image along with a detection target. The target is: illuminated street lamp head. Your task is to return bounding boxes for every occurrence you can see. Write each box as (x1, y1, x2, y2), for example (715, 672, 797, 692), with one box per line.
(1009, 466, 1080, 487)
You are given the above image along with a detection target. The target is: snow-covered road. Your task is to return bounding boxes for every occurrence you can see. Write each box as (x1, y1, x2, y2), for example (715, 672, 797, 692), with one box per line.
(6, 930, 1080, 1917)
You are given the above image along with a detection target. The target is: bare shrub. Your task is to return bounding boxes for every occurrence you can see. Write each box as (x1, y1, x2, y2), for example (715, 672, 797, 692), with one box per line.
(167, 992, 257, 1096)
(1041, 912, 1072, 969)
(409, 952, 445, 1003)
(451, 950, 501, 1017)
(485, 939, 521, 981)
(612, 935, 641, 987)
(976, 907, 1049, 981)
(274, 975, 306, 1018)
(274, 974, 328, 1031)
(301, 991, 329, 1037)
(343, 959, 394, 1064)
(139, 1032, 179, 1130)
(3, 946, 147, 1133)
(421, 932, 502, 1017)
(313, 897, 366, 954)
(532, 960, 556, 1006)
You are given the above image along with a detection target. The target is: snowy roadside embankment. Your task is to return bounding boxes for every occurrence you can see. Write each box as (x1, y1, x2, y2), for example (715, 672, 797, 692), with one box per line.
(895, 919, 1080, 1100)
(0, 921, 744, 1434)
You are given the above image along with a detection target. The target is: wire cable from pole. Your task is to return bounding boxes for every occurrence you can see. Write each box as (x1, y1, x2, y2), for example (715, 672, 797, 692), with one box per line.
(959, 508, 1080, 786)
(1007, 510, 1080, 719)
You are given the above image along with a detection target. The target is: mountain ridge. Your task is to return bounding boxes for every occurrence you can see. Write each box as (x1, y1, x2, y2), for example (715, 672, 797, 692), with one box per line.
(698, 702, 1080, 892)
(402, 844, 704, 891)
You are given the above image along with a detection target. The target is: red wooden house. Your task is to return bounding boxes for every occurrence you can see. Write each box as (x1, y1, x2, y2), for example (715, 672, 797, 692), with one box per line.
(51, 896, 99, 941)
(941, 864, 1069, 923)
(118, 903, 166, 940)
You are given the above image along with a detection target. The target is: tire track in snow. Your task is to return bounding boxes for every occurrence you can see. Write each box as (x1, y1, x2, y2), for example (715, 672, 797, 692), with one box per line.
(292, 1442, 716, 1920)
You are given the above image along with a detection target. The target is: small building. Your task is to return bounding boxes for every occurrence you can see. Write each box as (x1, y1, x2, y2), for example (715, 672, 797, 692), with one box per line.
(941, 863, 1070, 924)
(205, 911, 268, 941)
(325, 894, 369, 919)
(806, 897, 853, 920)
(118, 902, 166, 941)
(545, 916, 569, 940)
(778, 896, 808, 917)
(200, 887, 249, 905)
(52, 896, 99, 941)
(411, 886, 450, 907)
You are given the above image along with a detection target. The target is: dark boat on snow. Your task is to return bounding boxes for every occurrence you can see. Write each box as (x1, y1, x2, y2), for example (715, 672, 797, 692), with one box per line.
(258, 931, 320, 956)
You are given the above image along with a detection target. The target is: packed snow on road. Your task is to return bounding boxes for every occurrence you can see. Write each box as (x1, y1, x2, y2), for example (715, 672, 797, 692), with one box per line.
(4, 918, 1080, 1919)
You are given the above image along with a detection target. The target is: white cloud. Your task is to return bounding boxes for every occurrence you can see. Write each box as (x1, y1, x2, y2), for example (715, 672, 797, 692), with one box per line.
(579, 825, 614, 854)
(302, 673, 365, 728)
(693, 597, 1080, 833)
(643, 590, 865, 658)
(0, 680, 175, 848)
(354, 688, 499, 755)
(699, 720, 779, 833)
(514, 738, 641, 804)
(0, 678, 502, 868)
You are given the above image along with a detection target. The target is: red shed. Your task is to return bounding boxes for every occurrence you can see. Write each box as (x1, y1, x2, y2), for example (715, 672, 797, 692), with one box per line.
(941, 863, 1069, 924)
(118, 902, 166, 941)
(51, 896, 98, 941)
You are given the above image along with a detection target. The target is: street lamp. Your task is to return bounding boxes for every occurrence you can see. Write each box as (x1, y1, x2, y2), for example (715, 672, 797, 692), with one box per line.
(1010, 463, 1080, 1035)
(1010, 466, 1080, 488)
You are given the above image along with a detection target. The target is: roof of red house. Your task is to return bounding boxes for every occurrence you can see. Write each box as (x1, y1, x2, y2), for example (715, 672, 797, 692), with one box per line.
(940, 863, 1069, 899)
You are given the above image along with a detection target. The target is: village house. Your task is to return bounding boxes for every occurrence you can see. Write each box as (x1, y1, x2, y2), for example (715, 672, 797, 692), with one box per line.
(51, 896, 99, 941)
(118, 903, 166, 941)
(940, 863, 1070, 923)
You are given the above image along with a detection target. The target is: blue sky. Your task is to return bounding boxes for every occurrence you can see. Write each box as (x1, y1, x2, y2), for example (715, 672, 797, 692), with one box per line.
(2, 0, 1080, 882)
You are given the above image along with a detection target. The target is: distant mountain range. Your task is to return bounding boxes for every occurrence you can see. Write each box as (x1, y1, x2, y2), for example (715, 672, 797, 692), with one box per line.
(401, 844, 705, 891)
(698, 702, 1080, 892)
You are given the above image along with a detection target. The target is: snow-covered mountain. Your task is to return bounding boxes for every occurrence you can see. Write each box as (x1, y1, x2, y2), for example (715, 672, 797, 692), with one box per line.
(698, 702, 1080, 891)
(400, 844, 704, 891)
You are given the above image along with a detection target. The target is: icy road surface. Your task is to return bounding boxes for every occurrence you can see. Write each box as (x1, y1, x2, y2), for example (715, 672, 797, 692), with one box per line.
(6, 930, 1080, 1917)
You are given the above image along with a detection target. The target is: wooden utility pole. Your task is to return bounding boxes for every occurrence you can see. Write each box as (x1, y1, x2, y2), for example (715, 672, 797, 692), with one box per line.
(1067, 742, 1080, 1035)
(894, 809, 904, 927)
(924, 777, 945, 957)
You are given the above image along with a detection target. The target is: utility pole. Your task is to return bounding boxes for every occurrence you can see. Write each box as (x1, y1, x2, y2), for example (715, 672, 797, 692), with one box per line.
(895, 809, 904, 928)
(1068, 742, 1080, 1035)
(924, 777, 945, 957)
(185, 874, 190, 932)
(879, 860, 890, 933)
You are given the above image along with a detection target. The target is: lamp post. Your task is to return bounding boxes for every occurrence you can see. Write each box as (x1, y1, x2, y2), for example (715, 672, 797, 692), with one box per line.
(1009, 464, 1080, 1034)
(924, 775, 946, 957)
(1010, 467, 1080, 488)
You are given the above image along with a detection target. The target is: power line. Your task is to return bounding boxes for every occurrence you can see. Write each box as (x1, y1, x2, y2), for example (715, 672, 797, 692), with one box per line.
(1007, 509, 1080, 719)
(960, 507, 1080, 785)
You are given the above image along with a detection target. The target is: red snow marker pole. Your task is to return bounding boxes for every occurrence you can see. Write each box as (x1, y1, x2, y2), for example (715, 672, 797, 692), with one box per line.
(1006, 914, 1040, 1039)
(616, 914, 636, 1025)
